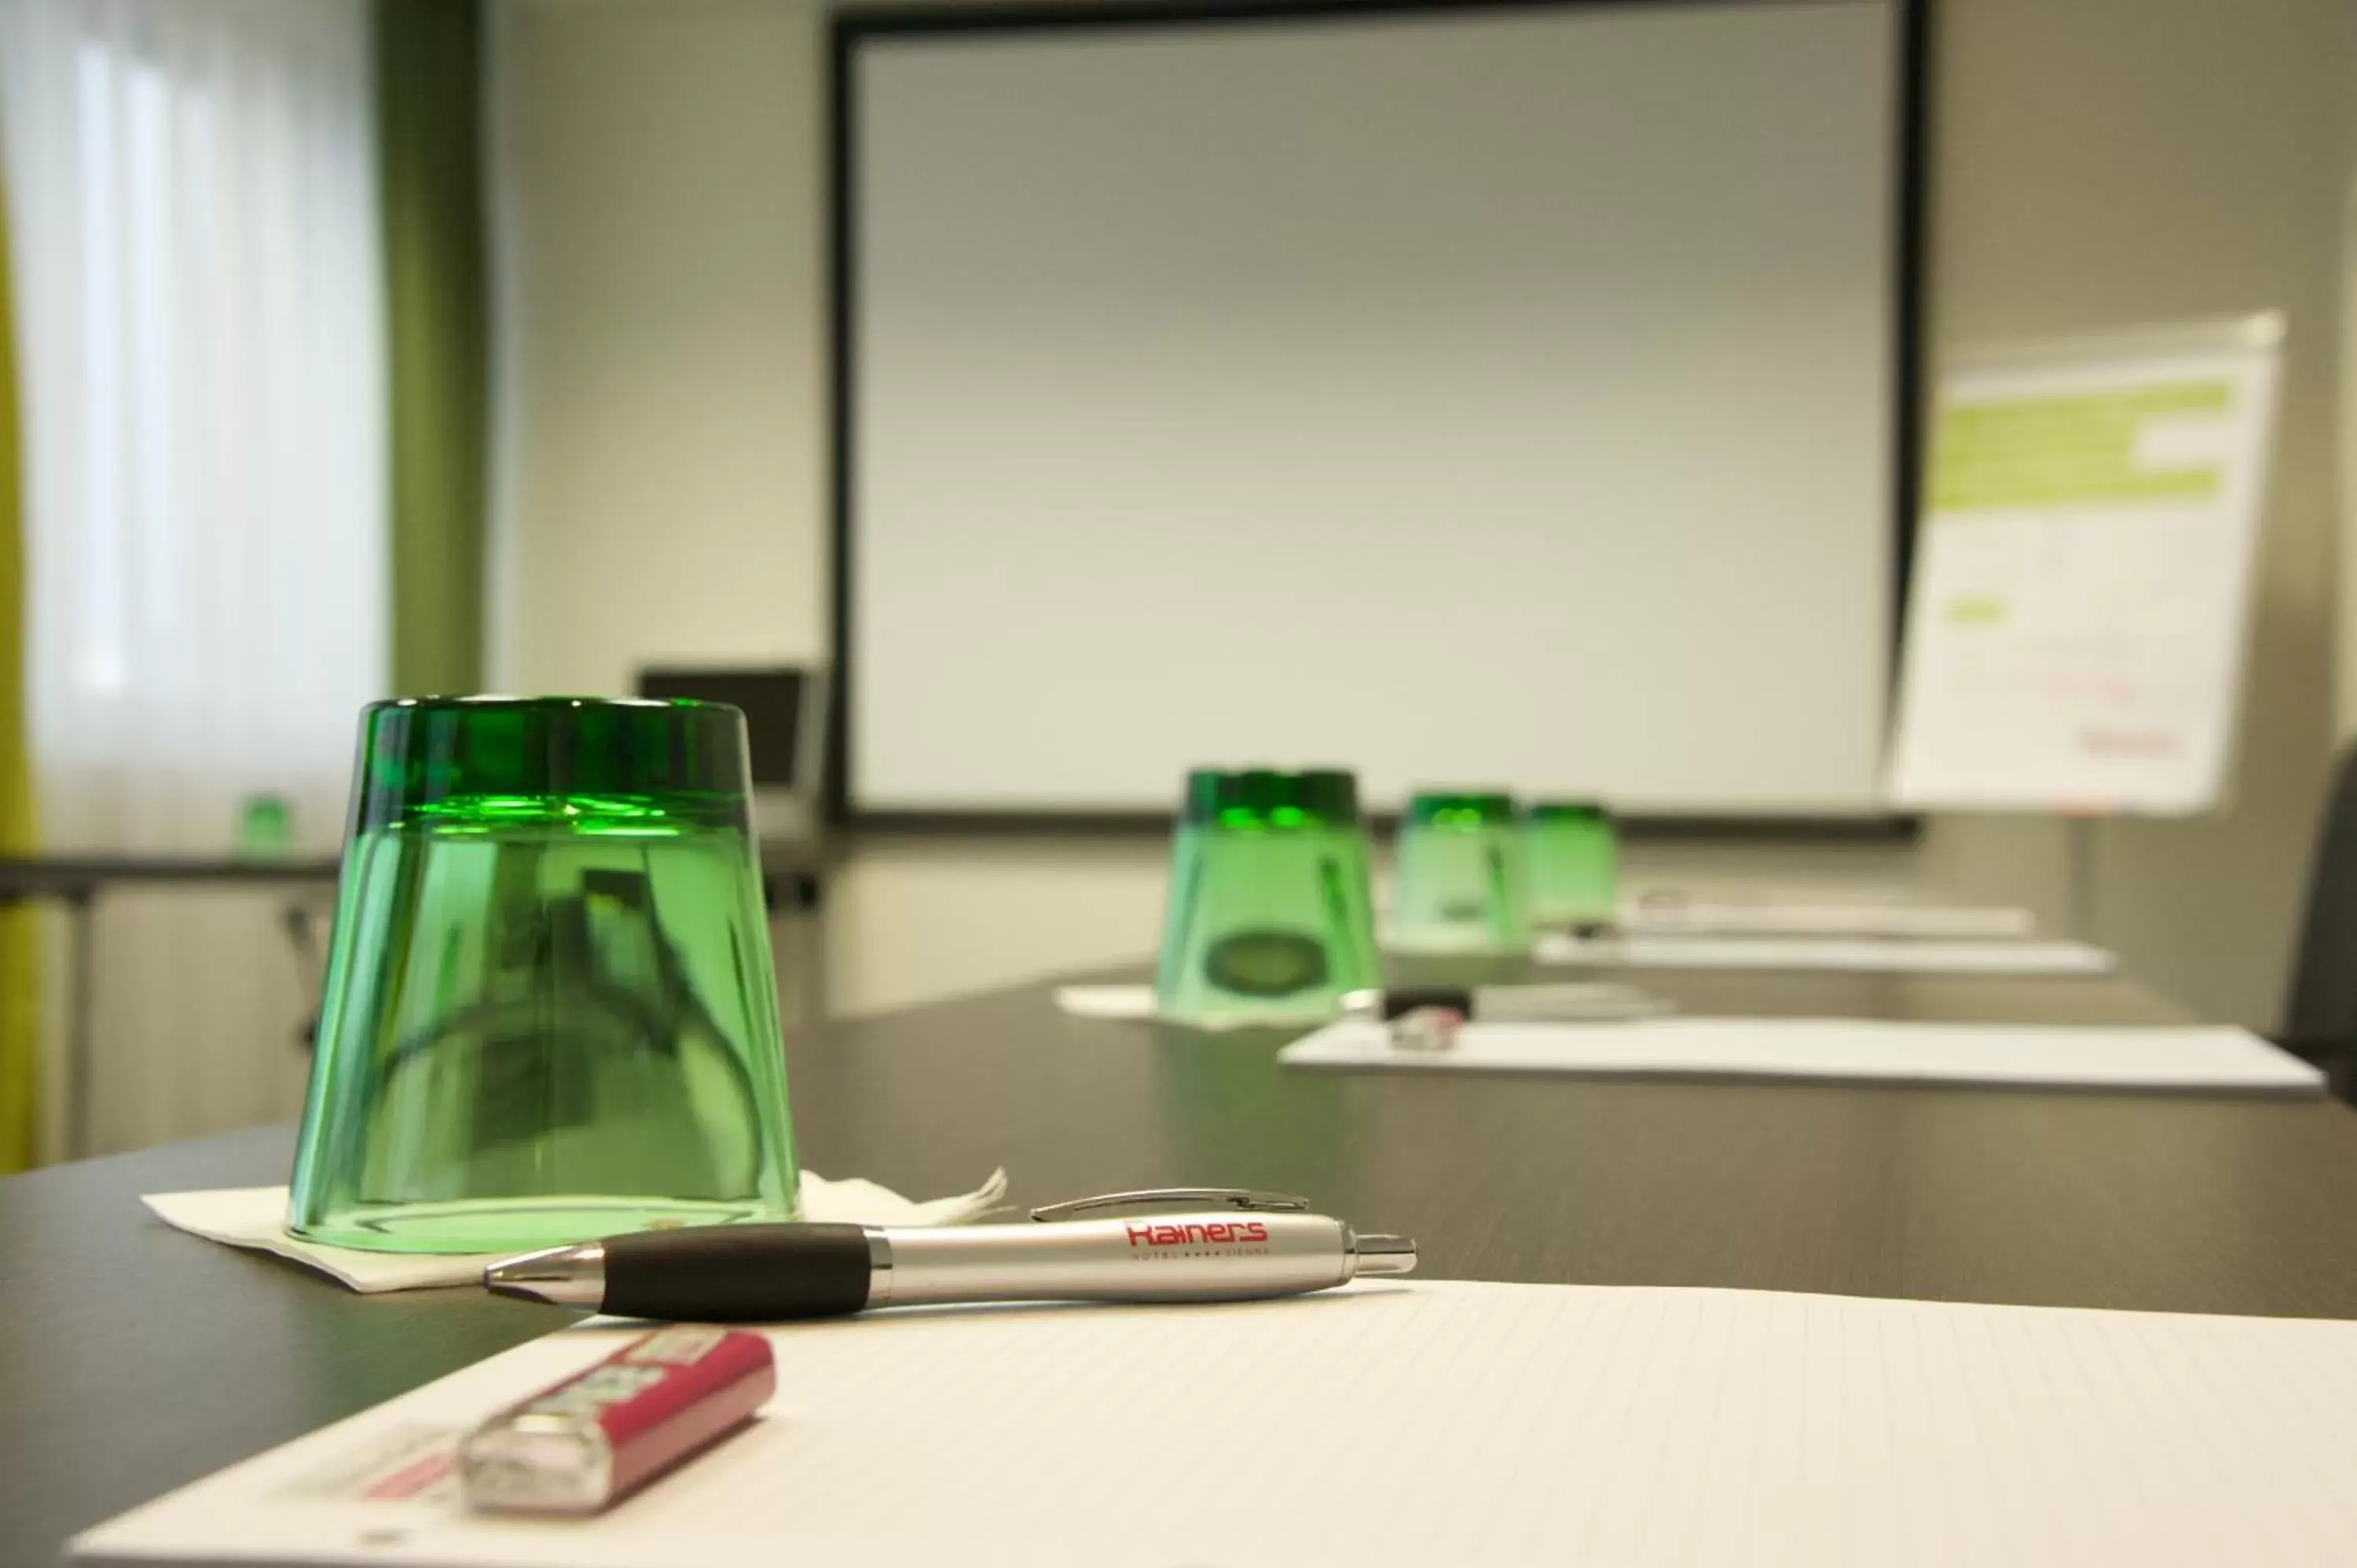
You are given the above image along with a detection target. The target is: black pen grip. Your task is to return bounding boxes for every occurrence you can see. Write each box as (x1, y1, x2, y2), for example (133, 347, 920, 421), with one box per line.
(599, 1222, 874, 1322)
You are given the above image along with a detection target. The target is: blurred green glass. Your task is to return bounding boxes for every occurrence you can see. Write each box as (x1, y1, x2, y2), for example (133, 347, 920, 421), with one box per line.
(1525, 800, 1619, 932)
(288, 697, 799, 1254)
(1153, 768, 1380, 1028)
(237, 793, 295, 857)
(1390, 790, 1530, 954)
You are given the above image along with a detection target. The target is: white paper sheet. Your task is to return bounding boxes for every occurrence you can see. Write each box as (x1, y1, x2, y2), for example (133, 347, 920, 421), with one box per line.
(1536, 932, 2116, 975)
(142, 1170, 1010, 1293)
(1623, 892, 2036, 939)
(1278, 1017, 2322, 1095)
(75, 1279, 2357, 1566)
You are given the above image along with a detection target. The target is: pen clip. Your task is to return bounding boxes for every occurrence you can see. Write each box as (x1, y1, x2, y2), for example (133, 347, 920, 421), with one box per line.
(1028, 1189, 1313, 1223)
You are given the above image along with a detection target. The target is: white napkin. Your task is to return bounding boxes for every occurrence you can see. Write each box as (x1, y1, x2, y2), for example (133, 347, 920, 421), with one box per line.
(142, 1167, 1010, 1294)
(1054, 984, 1158, 1020)
(1052, 984, 1286, 1031)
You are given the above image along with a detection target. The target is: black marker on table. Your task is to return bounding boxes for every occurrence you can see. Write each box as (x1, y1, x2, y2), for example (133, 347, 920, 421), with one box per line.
(484, 1189, 1417, 1323)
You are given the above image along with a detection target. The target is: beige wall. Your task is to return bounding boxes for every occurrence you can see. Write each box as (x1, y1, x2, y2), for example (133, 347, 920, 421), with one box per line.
(489, 0, 2349, 1025)
(490, 0, 828, 694)
(1923, 0, 2351, 1025)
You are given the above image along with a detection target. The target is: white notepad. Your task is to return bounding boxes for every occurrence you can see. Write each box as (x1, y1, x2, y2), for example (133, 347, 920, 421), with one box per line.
(1624, 896, 2036, 939)
(75, 1280, 2357, 1566)
(1278, 1017, 2323, 1095)
(1534, 932, 2117, 976)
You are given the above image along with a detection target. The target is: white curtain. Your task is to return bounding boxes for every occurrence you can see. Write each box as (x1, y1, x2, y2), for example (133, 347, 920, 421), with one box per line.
(0, 0, 386, 1151)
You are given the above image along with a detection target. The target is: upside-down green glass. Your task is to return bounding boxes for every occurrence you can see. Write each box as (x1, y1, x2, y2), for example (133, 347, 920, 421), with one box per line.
(237, 793, 295, 857)
(1389, 790, 1530, 954)
(1153, 768, 1381, 1027)
(288, 697, 799, 1254)
(1525, 800, 1620, 932)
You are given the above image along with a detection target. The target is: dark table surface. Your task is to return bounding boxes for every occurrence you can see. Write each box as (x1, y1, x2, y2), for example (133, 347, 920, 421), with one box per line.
(9, 963, 2357, 1562)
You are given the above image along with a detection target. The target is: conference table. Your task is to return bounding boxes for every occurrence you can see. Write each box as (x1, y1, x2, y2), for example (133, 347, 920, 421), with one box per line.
(9, 959, 2357, 1561)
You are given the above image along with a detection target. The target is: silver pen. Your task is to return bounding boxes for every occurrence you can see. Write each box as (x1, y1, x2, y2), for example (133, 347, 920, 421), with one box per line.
(484, 1189, 1417, 1322)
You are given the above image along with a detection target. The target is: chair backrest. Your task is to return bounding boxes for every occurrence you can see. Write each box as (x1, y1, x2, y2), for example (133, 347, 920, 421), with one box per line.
(2279, 739, 2357, 1053)
(633, 665, 827, 797)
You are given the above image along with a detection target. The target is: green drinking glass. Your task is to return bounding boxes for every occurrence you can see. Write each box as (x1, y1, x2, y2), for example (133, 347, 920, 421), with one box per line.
(1525, 800, 1620, 933)
(237, 793, 295, 858)
(1389, 790, 1530, 954)
(288, 697, 799, 1254)
(1153, 768, 1381, 1028)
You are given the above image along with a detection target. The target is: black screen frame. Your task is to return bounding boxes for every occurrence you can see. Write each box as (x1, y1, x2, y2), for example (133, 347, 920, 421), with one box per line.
(827, 0, 1933, 841)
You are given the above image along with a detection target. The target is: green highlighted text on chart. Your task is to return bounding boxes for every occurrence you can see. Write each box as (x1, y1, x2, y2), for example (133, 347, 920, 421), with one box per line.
(1930, 379, 2234, 511)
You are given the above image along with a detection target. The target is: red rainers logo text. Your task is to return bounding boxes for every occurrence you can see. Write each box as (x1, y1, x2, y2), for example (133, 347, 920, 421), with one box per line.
(1126, 1220, 1270, 1247)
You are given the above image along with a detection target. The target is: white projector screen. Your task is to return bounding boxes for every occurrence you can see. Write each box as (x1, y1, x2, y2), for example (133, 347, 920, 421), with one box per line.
(839, 0, 1915, 819)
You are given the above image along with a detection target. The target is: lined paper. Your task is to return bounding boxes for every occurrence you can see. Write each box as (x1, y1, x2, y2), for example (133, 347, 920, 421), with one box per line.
(76, 1281, 2357, 1566)
(1279, 1018, 2324, 1095)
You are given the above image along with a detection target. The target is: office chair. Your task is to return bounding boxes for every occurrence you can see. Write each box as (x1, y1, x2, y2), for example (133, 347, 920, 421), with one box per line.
(2278, 739, 2357, 1097)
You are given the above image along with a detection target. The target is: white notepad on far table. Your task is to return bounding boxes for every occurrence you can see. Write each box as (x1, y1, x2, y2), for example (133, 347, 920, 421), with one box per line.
(1623, 894, 2036, 939)
(1534, 932, 2117, 976)
(75, 1280, 2357, 1566)
(1278, 1017, 2323, 1096)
